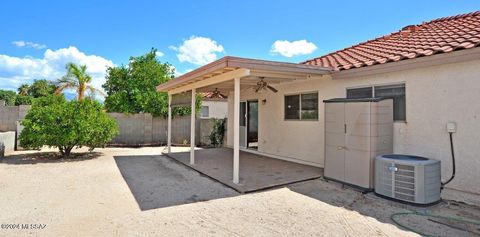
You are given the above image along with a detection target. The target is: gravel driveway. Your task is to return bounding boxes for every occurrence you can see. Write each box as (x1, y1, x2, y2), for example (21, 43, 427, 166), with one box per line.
(1, 147, 477, 236)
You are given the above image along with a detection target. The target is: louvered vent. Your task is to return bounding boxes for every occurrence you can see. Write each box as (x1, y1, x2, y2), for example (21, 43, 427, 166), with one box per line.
(393, 164, 415, 202)
(376, 162, 393, 196)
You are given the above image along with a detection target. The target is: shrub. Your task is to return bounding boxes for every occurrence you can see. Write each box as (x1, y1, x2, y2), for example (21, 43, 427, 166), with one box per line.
(0, 90, 17, 106)
(209, 119, 226, 147)
(19, 96, 119, 156)
(14, 95, 34, 105)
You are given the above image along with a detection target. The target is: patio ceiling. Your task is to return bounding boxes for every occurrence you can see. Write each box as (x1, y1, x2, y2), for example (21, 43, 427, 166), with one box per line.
(157, 56, 332, 95)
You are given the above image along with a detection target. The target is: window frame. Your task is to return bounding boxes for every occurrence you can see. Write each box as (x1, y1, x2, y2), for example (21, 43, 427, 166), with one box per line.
(346, 83, 406, 122)
(200, 105, 209, 118)
(284, 91, 319, 121)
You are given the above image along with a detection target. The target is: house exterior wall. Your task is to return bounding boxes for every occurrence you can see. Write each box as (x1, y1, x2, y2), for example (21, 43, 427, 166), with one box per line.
(201, 100, 228, 119)
(227, 59, 480, 202)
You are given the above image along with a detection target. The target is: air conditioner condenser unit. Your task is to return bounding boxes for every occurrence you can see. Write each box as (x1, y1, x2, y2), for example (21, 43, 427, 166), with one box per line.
(375, 154, 441, 205)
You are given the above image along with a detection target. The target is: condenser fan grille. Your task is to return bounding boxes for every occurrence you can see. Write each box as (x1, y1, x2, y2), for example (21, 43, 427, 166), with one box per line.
(393, 164, 416, 202)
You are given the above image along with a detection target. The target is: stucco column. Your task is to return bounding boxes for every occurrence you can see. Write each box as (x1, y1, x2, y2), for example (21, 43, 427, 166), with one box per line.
(233, 77, 240, 184)
(167, 93, 172, 153)
(190, 88, 196, 165)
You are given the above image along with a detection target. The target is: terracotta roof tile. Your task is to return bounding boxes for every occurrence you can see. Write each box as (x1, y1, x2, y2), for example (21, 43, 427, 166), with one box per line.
(200, 92, 227, 100)
(303, 11, 480, 70)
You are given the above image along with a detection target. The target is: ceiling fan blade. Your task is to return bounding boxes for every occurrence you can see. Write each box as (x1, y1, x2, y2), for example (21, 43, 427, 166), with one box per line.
(219, 93, 227, 98)
(267, 85, 278, 93)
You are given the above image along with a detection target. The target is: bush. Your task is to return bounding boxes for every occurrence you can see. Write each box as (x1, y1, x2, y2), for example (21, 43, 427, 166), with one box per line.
(0, 90, 17, 106)
(19, 96, 119, 156)
(14, 95, 34, 106)
(209, 119, 226, 147)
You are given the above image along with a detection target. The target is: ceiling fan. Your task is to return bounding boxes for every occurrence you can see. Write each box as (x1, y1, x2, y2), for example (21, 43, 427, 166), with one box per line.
(254, 77, 278, 93)
(210, 88, 227, 99)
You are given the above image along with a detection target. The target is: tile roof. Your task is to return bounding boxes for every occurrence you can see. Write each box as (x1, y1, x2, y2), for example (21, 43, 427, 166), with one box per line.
(303, 11, 480, 71)
(200, 92, 228, 100)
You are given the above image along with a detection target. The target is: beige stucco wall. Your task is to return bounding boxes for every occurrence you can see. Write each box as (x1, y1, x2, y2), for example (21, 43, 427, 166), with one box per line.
(201, 100, 228, 119)
(227, 59, 480, 199)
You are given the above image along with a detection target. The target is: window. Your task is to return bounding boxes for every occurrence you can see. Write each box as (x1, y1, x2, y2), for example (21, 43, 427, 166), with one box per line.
(200, 106, 209, 118)
(346, 84, 406, 121)
(375, 85, 406, 121)
(285, 95, 300, 119)
(347, 87, 373, 98)
(240, 102, 246, 126)
(284, 92, 318, 120)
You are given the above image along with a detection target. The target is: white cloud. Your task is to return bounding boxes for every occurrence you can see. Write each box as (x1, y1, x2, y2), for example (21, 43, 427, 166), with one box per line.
(155, 51, 164, 57)
(270, 40, 318, 57)
(12, 40, 47, 50)
(172, 36, 224, 65)
(0, 46, 114, 92)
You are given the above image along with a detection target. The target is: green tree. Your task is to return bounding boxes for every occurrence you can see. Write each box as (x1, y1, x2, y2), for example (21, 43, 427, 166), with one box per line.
(17, 84, 30, 96)
(103, 48, 200, 117)
(14, 95, 34, 106)
(0, 90, 17, 106)
(28, 79, 57, 98)
(56, 63, 103, 100)
(19, 96, 119, 157)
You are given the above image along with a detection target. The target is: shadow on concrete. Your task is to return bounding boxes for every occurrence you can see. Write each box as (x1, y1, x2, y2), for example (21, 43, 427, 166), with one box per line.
(1, 151, 102, 165)
(114, 155, 239, 211)
(287, 178, 480, 237)
(166, 148, 323, 193)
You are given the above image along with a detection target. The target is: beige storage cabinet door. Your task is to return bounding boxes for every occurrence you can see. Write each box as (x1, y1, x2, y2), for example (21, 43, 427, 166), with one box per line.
(324, 102, 345, 182)
(344, 102, 372, 189)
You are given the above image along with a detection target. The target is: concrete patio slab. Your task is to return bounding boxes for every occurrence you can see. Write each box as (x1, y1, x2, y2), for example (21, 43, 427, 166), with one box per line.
(165, 148, 323, 193)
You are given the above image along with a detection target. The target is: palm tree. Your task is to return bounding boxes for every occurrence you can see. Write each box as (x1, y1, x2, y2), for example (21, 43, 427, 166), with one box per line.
(17, 84, 30, 96)
(55, 63, 104, 100)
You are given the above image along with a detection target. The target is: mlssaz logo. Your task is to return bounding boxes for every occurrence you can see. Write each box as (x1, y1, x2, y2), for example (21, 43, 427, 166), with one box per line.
(1, 224, 47, 230)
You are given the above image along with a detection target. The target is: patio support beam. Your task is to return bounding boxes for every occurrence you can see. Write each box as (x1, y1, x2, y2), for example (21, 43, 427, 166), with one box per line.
(190, 88, 196, 165)
(167, 94, 172, 153)
(233, 77, 240, 184)
(167, 69, 250, 95)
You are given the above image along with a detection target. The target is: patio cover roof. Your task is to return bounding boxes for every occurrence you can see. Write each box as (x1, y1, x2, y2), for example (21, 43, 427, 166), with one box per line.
(159, 56, 331, 185)
(157, 56, 332, 94)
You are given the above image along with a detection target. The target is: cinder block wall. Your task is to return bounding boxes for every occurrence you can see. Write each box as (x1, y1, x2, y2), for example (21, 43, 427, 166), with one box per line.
(0, 105, 19, 132)
(0, 101, 31, 132)
(199, 118, 215, 146)
(0, 102, 31, 151)
(0, 102, 219, 147)
(108, 113, 213, 146)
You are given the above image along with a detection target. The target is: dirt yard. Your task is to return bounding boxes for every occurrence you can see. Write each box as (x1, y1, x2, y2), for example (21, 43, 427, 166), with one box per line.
(1, 147, 479, 236)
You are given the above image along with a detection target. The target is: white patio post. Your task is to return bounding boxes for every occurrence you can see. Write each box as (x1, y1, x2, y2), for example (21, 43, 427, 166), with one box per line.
(233, 77, 240, 184)
(190, 88, 196, 165)
(167, 93, 172, 153)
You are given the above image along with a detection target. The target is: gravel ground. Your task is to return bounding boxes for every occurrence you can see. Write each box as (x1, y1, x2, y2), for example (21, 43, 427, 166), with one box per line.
(0, 147, 478, 237)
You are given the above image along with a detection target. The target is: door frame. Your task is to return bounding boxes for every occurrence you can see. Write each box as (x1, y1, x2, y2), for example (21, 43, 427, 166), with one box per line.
(239, 100, 259, 149)
(246, 100, 259, 149)
(239, 101, 247, 148)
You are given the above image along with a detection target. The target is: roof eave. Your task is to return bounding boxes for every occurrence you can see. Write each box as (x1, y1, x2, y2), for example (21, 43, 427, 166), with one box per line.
(157, 56, 333, 92)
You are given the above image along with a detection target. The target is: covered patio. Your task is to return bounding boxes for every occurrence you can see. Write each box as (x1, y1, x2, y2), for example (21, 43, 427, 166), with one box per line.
(157, 56, 330, 186)
(165, 148, 323, 193)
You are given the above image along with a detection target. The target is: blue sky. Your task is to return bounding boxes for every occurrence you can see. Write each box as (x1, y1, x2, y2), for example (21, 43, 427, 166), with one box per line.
(0, 0, 479, 91)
